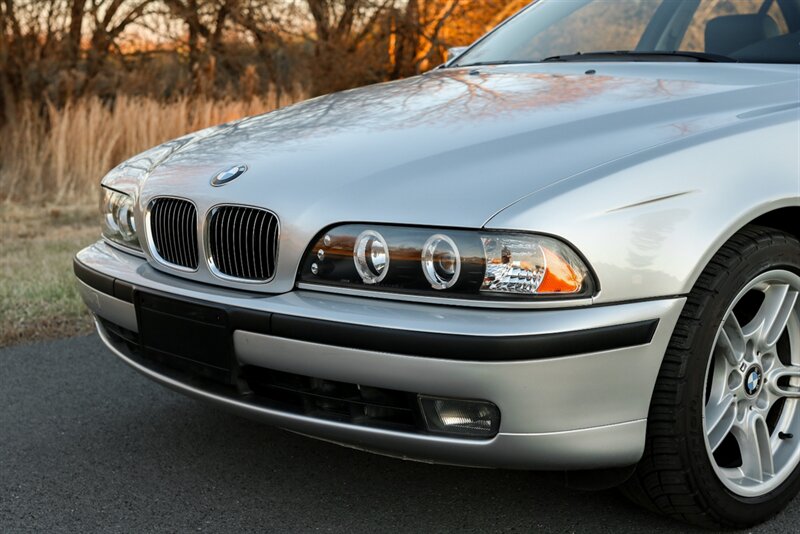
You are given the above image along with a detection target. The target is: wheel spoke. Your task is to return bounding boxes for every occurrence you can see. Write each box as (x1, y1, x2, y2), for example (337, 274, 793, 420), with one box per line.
(706, 393, 736, 452)
(767, 366, 800, 399)
(734, 413, 774, 482)
(744, 284, 798, 350)
(718, 313, 746, 367)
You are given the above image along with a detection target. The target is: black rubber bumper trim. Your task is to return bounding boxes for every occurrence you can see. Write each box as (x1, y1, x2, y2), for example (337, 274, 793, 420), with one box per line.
(271, 315, 658, 361)
(74, 257, 271, 334)
(114, 279, 136, 303)
(75, 257, 659, 362)
(74, 257, 121, 300)
(73, 258, 142, 305)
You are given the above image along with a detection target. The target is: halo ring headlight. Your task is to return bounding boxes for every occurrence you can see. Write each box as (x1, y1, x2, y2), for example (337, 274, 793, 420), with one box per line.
(354, 230, 390, 284)
(117, 203, 137, 240)
(101, 187, 142, 251)
(302, 224, 595, 300)
(422, 234, 461, 290)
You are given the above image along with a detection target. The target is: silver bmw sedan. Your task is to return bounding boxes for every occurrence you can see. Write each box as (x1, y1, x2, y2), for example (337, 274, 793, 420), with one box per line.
(74, 0, 800, 528)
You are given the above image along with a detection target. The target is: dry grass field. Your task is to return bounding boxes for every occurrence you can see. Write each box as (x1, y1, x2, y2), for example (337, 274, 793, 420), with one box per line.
(0, 1, 538, 347)
(0, 94, 297, 204)
(0, 203, 98, 346)
(0, 94, 302, 347)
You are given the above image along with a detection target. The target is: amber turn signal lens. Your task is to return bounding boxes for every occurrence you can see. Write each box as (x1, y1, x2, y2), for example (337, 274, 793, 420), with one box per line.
(538, 246, 583, 294)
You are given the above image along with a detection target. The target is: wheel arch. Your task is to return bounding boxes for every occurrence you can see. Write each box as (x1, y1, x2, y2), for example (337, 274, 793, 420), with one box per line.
(683, 202, 800, 301)
(748, 206, 800, 244)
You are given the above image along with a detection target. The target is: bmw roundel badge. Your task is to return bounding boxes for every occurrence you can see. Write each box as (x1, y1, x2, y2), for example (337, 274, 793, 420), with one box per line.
(744, 366, 763, 396)
(211, 164, 247, 187)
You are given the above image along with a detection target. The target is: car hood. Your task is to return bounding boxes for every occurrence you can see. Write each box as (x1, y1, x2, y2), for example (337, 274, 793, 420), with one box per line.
(140, 62, 798, 229)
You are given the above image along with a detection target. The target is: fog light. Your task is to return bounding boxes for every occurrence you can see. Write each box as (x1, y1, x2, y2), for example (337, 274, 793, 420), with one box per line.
(418, 395, 500, 437)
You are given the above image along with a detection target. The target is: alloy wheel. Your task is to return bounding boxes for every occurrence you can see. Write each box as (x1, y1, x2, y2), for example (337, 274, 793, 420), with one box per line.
(704, 270, 800, 497)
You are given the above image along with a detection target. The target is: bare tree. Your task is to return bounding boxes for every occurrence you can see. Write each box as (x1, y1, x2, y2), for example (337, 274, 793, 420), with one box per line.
(388, 0, 463, 78)
(304, 0, 394, 95)
(85, 0, 158, 77)
(0, 0, 525, 123)
(231, 0, 298, 104)
(67, 0, 87, 64)
(164, 0, 259, 95)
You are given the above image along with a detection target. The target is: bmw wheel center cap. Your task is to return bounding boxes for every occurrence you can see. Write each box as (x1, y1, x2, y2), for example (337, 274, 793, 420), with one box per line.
(744, 365, 763, 397)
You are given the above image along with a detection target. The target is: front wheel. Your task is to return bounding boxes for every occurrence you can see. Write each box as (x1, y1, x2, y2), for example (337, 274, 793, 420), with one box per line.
(624, 225, 800, 529)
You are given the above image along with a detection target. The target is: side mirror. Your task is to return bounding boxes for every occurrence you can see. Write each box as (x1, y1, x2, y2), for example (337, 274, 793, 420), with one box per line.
(446, 46, 469, 63)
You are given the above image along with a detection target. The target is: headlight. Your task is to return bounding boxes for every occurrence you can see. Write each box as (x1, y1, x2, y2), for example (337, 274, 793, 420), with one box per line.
(422, 234, 461, 290)
(354, 230, 390, 284)
(101, 187, 141, 251)
(299, 224, 595, 301)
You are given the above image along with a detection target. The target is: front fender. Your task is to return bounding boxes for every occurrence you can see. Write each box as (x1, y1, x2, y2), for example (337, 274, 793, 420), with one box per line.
(485, 114, 800, 304)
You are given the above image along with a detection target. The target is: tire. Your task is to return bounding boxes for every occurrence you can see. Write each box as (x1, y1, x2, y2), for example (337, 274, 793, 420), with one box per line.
(622, 225, 800, 529)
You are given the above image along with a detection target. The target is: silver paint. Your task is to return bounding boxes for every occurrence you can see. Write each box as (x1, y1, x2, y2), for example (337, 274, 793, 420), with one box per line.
(95, 318, 650, 469)
(77, 241, 684, 460)
(81, 59, 800, 468)
(76, 242, 680, 338)
(101, 62, 799, 303)
(76, 279, 138, 332)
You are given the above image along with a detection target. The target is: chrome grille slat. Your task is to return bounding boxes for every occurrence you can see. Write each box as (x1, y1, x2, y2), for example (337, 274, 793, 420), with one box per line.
(231, 207, 241, 277)
(239, 207, 248, 278)
(171, 200, 182, 267)
(256, 211, 266, 279)
(251, 210, 262, 279)
(215, 207, 225, 276)
(186, 203, 196, 267)
(181, 200, 192, 268)
(149, 198, 198, 270)
(208, 205, 278, 282)
(173, 200, 183, 266)
(228, 208, 239, 276)
(239, 208, 248, 279)
(231, 208, 246, 278)
(244, 209, 256, 279)
(221, 207, 231, 275)
(180, 201, 191, 267)
(167, 199, 178, 265)
(154, 200, 165, 261)
(266, 214, 276, 272)
(154, 202, 164, 261)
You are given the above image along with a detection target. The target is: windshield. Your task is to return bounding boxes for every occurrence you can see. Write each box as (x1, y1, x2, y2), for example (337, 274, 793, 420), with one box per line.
(453, 0, 800, 66)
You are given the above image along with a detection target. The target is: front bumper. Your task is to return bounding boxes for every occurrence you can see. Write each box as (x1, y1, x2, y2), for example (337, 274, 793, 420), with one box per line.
(75, 241, 685, 470)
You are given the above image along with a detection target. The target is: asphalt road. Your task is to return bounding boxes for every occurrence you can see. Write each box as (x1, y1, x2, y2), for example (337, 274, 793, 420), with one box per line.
(2, 336, 799, 533)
